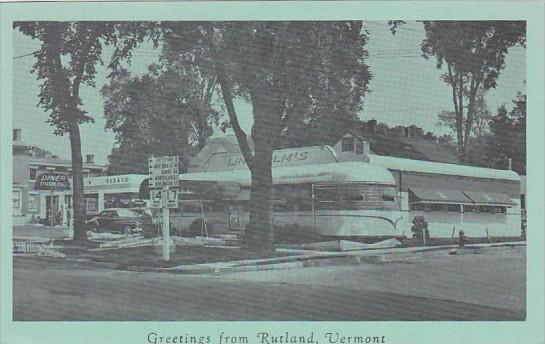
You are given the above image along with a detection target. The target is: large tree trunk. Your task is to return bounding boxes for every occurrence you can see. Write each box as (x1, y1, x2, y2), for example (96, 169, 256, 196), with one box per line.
(244, 144, 275, 252)
(69, 121, 87, 241)
(243, 92, 284, 252)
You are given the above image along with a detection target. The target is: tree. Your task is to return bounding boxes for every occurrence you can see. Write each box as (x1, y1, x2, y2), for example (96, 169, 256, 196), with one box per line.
(15, 21, 155, 241)
(102, 64, 221, 175)
(436, 88, 492, 139)
(419, 21, 525, 161)
(162, 22, 371, 251)
(485, 92, 526, 174)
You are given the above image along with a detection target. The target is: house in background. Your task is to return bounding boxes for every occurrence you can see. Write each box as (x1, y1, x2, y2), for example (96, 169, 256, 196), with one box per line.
(12, 128, 107, 225)
(12, 129, 35, 224)
(332, 127, 460, 164)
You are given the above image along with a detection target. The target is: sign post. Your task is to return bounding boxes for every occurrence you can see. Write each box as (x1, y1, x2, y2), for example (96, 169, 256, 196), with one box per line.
(50, 190, 54, 228)
(149, 156, 179, 261)
(162, 188, 170, 260)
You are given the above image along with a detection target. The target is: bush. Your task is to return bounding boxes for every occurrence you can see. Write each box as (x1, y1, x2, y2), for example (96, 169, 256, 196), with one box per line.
(185, 219, 213, 237)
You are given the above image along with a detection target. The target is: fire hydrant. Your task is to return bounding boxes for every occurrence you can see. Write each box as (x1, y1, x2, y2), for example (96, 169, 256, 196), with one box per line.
(458, 229, 467, 247)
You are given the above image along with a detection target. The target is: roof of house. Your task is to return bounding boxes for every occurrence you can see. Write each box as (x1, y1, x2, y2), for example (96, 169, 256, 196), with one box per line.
(30, 157, 106, 170)
(346, 129, 460, 164)
(12, 141, 36, 149)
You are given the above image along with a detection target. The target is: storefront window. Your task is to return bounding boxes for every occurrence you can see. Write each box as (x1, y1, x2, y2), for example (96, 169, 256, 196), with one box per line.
(28, 195, 38, 211)
(85, 197, 98, 214)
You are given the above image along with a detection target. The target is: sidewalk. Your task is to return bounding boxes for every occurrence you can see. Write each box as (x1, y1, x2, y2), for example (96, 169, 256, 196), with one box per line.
(127, 241, 527, 274)
(13, 224, 72, 241)
(12, 225, 526, 275)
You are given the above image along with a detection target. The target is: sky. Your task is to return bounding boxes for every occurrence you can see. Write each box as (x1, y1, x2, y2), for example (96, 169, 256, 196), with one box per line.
(12, 21, 526, 165)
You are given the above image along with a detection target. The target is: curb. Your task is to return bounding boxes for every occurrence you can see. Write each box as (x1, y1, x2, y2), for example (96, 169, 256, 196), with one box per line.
(151, 241, 526, 274)
(16, 241, 526, 275)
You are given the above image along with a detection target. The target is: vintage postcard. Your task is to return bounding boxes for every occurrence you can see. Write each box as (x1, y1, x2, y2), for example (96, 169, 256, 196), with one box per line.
(1, 1, 543, 344)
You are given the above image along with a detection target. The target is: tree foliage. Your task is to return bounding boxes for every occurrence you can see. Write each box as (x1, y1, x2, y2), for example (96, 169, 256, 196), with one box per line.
(419, 20, 525, 161)
(160, 22, 371, 250)
(102, 64, 221, 175)
(484, 92, 526, 174)
(14, 21, 156, 239)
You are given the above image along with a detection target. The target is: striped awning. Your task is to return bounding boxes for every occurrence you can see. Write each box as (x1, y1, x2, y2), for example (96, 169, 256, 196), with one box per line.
(463, 191, 515, 206)
(409, 187, 473, 204)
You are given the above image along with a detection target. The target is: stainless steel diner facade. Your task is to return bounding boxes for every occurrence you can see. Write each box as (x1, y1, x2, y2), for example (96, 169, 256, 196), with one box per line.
(181, 135, 522, 239)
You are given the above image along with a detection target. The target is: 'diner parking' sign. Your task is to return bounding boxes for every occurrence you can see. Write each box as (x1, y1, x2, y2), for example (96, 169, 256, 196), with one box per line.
(35, 173, 71, 190)
(148, 156, 179, 189)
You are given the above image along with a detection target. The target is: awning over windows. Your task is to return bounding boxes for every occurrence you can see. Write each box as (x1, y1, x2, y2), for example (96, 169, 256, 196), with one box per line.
(409, 187, 515, 207)
(463, 191, 515, 206)
(409, 187, 472, 204)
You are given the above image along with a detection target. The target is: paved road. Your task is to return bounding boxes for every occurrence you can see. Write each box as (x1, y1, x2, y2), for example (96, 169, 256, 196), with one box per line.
(13, 247, 525, 321)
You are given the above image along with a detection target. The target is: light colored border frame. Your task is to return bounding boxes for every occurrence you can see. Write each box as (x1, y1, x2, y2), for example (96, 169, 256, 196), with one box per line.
(1, 2, 543, 344)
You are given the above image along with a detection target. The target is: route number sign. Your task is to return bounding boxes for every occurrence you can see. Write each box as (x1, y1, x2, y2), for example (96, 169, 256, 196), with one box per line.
(149, 156, 179, 188)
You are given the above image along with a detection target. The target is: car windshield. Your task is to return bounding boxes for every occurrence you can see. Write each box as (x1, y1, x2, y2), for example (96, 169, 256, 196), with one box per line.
(115, 209, 138, 217)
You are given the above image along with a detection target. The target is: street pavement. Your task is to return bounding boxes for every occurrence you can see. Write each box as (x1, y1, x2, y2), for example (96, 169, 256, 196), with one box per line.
(12, 246, 525, 321)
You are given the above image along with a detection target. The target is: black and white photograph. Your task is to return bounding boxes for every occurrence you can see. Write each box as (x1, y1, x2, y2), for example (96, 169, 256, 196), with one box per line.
(8, 17, 531, 324)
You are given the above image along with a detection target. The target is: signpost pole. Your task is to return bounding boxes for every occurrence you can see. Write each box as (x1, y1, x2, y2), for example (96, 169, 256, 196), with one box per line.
(149, 155, 178, 262)
(162, 187, 170, 261)
(50, 190, 54, 228)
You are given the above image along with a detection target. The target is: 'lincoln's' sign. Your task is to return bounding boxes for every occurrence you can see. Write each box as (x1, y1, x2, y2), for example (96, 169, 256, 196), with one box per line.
(202, 146, 338, 172)
(35, 173, 71, 190)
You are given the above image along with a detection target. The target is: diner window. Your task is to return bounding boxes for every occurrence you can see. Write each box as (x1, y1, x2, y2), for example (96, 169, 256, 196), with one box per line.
(315, 185, 385, 210)
(382, 188, 396, 203)
(341, 137, 354, 152)
(475, 205, 507, 214)
(410, 203, 425, 211)
(496, 206, 507, 214)
(429, 204, 443, 212)
(448, 204, 461, 212)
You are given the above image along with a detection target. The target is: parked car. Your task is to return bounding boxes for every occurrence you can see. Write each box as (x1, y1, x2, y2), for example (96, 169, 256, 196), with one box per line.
(86, 208, 154, 235)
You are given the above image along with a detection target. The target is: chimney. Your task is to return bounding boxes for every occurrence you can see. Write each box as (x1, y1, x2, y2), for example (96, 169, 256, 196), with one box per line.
(86, 154, 95, 164)
(508, 158, 513, 170)
(13, 128, 22, 142)
(404, 127, 410, 137)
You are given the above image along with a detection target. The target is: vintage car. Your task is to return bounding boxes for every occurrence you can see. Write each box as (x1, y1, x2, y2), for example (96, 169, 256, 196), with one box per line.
(86, 208, 154, 235)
